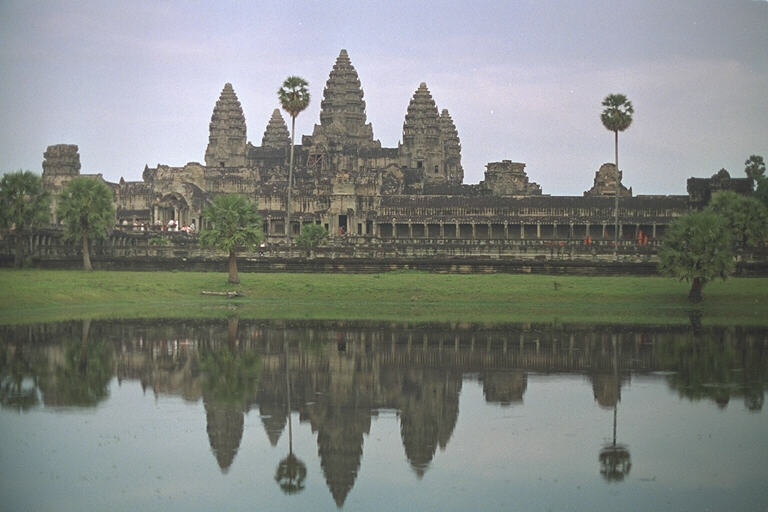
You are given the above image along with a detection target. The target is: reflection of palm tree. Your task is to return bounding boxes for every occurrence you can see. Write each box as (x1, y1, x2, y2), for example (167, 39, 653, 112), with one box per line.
(599, 404, 631, 482)
(0, 341, 40, 411)
(199, 317, 261, 472)
(275, 339, 306, 494)
(40, 319, 113, 407)
(275, 453, 307, 495)
(599, 335, 631, 482)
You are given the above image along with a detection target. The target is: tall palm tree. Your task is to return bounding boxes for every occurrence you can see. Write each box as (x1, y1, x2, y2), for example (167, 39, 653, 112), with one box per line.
(56, 177, 115, 271)
(0, 170, 49, 268)
(278, 76, 310, 240)
(600, 94, 634, 258)
(199, 194, 263, 284)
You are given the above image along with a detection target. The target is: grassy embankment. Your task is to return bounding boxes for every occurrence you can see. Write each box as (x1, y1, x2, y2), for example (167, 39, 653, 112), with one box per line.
(1, 269, 766, 326)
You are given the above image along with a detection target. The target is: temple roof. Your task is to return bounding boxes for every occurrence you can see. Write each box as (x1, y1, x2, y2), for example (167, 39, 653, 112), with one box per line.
(439, 109, 460, 154)
(319, 49, 367, 128)
(262, 109, 290, 149)
(209, 83, 245, 135)
(313, 49, 378, 148)
(205, 83, 247, 167)
(403, 83, 440, 144)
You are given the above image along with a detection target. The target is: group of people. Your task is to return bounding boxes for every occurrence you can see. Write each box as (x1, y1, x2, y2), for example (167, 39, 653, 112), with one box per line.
(118, 219, 196, 234)
(164, 219, 195, 233)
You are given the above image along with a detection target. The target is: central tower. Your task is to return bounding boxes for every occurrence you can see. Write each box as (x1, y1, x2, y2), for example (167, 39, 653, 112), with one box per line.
(311, 49, 380, 150)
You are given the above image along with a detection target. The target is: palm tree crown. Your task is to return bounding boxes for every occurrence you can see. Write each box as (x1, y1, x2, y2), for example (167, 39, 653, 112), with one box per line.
(601, 94, 634, 133)
(278, 76, 310, 119)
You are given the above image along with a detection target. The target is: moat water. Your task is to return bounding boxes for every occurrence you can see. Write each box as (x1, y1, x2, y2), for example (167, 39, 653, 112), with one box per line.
(1, 319, 766, 511)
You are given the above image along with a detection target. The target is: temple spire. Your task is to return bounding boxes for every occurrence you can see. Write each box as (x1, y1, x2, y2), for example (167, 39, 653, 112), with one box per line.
(205, 83, 247, 167)
(439, 109, 464, 184)
(311, 49, 379, 148)
(400, 82, 443, 180)
(261, 109, 290, 149)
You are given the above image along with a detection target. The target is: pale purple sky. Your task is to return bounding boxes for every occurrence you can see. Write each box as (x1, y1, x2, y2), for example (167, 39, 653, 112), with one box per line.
(1, 0, 766, 195)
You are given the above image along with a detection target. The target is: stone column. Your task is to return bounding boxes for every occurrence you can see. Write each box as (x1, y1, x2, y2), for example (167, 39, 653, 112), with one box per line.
(471, 223, 476, 240)
(504, 222, 509, 240)
(520, 223, 525, 240)
(652, 223, 657, 238)
(440, 222, 445, 238)
(536, 223, 541, 239)
(408, 222, 413, 239)
(586, 223, 591, 238)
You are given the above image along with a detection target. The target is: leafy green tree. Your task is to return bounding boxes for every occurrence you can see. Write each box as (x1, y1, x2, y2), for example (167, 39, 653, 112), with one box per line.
(295, 224, 327, 257)
(0, 171, 50, 268)
(601, 94, 634, 256)
(278, 76, 310, 240)
(745, 155, 768, 208)
(659, 211, 734, 303)
(56, 177, 115, 271)
(200, 194, 262, 284)
(707, 191, 768, 254)
(744, 154, 765, 186)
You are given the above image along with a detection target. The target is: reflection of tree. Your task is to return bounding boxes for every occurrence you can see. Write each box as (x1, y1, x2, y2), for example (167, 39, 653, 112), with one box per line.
(274, 338, 306, 495)
(199, 316, 261, 472)
(655, 331, 766, 411)
(275, 453, 307, 494)
(39, 319, 113, 407)
(598, 335, 631, 482)
(0, 342, 40, 411)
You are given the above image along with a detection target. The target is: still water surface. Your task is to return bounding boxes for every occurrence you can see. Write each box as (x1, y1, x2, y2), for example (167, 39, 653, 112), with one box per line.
(1, 319, 766, 511)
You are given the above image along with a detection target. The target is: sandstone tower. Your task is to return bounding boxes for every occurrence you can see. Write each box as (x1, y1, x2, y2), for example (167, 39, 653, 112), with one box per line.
(42, 144, 82, 223)
(205, 83, 247, 168)
(584, 163, 632, 197)
(311, 49, 380, 150)
(401, 83, 444, 183)
(261, 109, 290, 150)
(438, 109, 463, 184)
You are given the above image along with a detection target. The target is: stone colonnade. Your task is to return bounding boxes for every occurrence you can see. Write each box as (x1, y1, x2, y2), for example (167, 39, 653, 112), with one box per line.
(259, 216, 664, 242)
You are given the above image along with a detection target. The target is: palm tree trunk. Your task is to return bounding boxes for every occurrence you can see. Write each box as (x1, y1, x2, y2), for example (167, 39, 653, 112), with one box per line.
(688, 277, 703, 303)
(79, 318, 91, 373)
(228, 249, 239, 284)
(285, 340, 293, 456)
(286, 116, 295, 241)
(14, 231, 24, 268)
(82, 227, 93, 271)
(614, 130, 619, 261)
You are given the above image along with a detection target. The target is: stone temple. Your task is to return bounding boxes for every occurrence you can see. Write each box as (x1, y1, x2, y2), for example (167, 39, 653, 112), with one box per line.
(39, 49, 750, 249)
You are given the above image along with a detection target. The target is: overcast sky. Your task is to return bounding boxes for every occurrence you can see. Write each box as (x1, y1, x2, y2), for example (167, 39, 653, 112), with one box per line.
(1, 0, 766, 195)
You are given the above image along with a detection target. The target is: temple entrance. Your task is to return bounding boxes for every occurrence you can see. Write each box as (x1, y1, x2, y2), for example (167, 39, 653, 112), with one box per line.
(155, 194, 191, 229)
(338, 215, 348, 236)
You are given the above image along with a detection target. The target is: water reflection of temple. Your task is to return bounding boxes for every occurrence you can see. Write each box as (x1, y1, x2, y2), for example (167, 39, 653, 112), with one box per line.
(1, 320, 766, 506)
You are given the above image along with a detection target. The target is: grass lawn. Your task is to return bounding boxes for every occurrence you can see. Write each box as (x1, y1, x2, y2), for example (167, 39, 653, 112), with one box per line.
(0, 269, 766, 326)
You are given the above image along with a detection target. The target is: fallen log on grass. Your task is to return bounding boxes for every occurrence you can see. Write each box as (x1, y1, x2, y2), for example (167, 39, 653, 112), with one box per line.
(201, 290, 242, 298)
